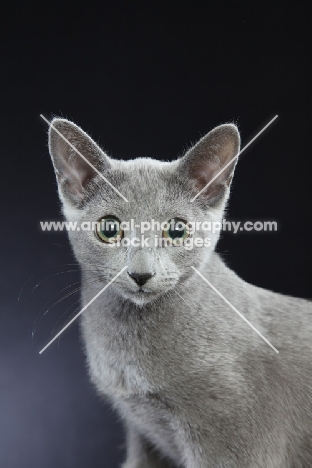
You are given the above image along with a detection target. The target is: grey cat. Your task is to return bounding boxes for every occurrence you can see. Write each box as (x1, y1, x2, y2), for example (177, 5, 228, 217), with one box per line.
(48, 118, 312, 467)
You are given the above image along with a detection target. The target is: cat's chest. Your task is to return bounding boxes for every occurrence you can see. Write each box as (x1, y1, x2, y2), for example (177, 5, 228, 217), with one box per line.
(81, 302, 181, 397)
(83, 320, 161, 397)
(103, 353, 155, 397)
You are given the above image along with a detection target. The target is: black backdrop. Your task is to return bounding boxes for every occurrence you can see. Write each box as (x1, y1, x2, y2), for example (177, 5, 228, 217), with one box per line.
(1, 3, 311, 467)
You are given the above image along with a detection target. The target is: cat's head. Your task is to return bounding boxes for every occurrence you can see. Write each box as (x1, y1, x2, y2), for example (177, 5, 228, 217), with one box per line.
(48, 119, 240, 305)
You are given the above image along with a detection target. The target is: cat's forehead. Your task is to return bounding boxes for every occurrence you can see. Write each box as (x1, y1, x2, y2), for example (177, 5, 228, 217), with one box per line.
(85, 157, 202, 221)
(113, 157, 179, 199)
(113, 156, 177, 183)
(117, 157, 175, 171)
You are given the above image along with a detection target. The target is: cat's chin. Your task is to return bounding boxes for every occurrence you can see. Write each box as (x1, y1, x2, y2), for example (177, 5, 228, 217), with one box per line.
(121, 289, 162, 306)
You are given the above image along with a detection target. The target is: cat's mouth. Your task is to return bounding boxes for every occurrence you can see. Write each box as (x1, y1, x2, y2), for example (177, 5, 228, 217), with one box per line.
(122, 285, 160, 304)
(136, 287, 155, 296)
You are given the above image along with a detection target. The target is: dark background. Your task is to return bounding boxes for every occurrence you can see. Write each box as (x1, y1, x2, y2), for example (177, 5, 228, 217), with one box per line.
(1, 3, 311, 467)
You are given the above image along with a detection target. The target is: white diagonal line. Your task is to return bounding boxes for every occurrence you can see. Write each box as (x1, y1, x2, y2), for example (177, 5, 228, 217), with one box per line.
(174, 289, 192, 308)
(191, 266, 279, 353)
(39, 266, 128, 354)
(40, 114, 129, 202)
(190, 115, 278, 202)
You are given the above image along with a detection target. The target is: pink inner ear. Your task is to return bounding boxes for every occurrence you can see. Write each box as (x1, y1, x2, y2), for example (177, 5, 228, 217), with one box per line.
(190, 156, 236, 199)
(60, 151, 96, 197)
(49, 118, 111, 206)
(190, 155, 235, 195)
(190, 160, 221, 195)
(180, 124, 240, 201)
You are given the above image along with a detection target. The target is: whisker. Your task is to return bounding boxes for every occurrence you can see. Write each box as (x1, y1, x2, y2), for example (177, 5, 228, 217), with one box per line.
(56, 303, 82, 350)
(32, 274, 108, 344)
(49, 276, 109, 335)
(32, 281, 81, 335)
(52, 298, 81, 336)
(30, 269, 81, 295)
(19, 260, 104, 301)
(18, 274, 34, 302)
(173, 289, 192, 309)
(32, 285, 83, 340)
(41, 281, 81, 314)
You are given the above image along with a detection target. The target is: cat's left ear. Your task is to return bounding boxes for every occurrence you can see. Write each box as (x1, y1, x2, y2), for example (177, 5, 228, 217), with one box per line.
(48, 118, 111, 206)
(178, 124, 240, 204)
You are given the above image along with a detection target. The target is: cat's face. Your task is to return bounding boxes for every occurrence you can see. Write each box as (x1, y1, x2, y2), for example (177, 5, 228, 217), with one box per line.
(48, 119, 240, 305)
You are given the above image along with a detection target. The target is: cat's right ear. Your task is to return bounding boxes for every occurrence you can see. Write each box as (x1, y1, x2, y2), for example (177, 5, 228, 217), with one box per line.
(48, 118, 110, 206)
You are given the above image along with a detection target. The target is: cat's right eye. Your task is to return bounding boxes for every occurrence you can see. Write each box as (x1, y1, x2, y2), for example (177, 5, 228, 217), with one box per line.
(95, 216, 123, 243)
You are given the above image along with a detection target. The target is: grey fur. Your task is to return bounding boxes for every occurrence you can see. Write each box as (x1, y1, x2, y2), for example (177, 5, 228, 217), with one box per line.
(48, 119, 312, 467)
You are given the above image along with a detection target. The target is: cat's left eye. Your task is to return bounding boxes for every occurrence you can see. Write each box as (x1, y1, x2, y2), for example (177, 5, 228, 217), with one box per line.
(96, 216, 123, 243)
(163, 218, 189, 243)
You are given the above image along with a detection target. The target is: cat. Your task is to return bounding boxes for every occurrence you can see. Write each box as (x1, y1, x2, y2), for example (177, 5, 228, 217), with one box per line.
(48, 118, 312, 467)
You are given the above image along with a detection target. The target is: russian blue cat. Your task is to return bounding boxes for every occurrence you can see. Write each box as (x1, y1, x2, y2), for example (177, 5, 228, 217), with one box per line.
(48, 118, 312, 467)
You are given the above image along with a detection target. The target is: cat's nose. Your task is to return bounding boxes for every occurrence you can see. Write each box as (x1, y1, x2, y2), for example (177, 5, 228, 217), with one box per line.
(127, 271, 154, 286)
